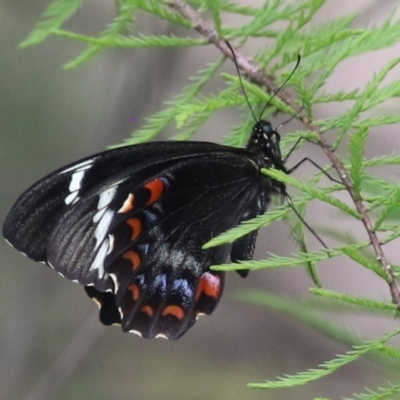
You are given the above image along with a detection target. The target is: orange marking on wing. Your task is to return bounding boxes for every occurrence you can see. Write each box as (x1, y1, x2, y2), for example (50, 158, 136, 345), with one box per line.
(144, 179, 165, 205)
(122, 251, 141, 270)
(118, 193, 135, 213)
(140, 305, 154, 317)
(196, 272, 221, 300)
(126, 218, 142, 240)
(128, 284, 140, 301)
(162, 305, 185, 320)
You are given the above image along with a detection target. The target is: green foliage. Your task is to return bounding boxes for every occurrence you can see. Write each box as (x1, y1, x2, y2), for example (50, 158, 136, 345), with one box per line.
(247, 328, 400, 389)
(22, 0, 400, 398)
(115, 57, 226, 145)
(203, 0, 223, 35)
(344, 383, 400, 400)
(53, 30, 207, 48)
(348, 127, 369, 199)
(211, 243, 368, 272)
(63, 3, 139, 69)
(309, 288, 397, 311)
(19, 0, 83, 47)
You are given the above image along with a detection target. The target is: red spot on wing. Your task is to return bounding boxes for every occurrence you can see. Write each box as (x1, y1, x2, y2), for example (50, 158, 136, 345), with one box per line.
(122, 251, 141, 270)
(126, 218, 142, 240)
(128, 284, 140, 301)
(144, 179, 165, 205)
(162, 305, 185, 320)
(140, 305, 154, 317)
(196, 272, 221, 301)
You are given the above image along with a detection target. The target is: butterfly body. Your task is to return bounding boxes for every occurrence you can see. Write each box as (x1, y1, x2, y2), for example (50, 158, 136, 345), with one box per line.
(3, 121, 286, 339)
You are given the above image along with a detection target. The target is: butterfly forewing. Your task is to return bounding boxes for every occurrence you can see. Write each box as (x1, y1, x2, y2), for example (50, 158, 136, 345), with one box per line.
(2, 142, 231, 261)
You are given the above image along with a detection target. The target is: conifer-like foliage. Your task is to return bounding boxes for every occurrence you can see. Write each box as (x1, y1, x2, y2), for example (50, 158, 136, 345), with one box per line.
(22, 0, 400, 398)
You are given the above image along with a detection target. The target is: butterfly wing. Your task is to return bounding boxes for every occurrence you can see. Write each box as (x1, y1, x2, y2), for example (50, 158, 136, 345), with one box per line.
(3, 142, 227, 289)
(99, 154, 264, 339)
(230, 196, 266, 279)
(3, 141, 267, 338)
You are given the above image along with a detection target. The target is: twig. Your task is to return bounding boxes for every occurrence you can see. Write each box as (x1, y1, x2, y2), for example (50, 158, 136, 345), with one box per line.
(169, 0, 400, 309)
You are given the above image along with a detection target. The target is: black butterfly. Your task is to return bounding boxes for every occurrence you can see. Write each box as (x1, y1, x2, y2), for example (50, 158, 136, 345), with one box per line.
(3, 120, 288, 339)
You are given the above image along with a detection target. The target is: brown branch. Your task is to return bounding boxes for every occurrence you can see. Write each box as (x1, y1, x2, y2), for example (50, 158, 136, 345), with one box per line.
(169, 0, 400, 309)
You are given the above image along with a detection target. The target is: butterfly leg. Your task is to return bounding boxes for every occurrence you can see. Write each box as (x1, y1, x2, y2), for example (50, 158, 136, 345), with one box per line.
(287, 157, 343, 184)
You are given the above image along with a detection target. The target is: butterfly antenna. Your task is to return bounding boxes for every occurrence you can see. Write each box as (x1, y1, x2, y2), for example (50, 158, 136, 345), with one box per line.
(279, 103, 305, 163)
(276, 102, 304, 133)
(258, 55, 301, 121)
(284, 192, 328, 249)
(225, 40, 258, 123)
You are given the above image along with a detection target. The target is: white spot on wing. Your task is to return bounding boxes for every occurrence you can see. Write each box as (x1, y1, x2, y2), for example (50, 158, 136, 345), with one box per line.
(107, 234, 115, 255)
(93, 210, 113, 251)
(93, 208, 106, 224)
(92, 185, 119, 250)
(110, 273, 119, 293)
(69, 170, 85, 192)
(196, 312, 205, 320)
(155, 333, 168, 340)
(98, 186, 118, 209)
(61, 159, 94, 174)
(91, 240, 109, 278)
(65, 192, 79, 205)
(89, 180, 129, 287)
(63, 160, 94, 204)
(4, 239, 14, 248)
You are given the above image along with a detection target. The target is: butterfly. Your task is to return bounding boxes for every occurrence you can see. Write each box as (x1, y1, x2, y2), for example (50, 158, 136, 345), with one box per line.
(2, 119, 289, 340)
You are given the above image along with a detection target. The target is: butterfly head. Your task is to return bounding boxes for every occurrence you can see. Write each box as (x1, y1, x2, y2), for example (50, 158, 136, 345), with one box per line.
(248, 120, 286, 173)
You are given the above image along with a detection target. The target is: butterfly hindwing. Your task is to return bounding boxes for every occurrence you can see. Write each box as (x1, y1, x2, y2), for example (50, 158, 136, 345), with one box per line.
(100, 153, 264, 339)
(230, 194, 267, 278)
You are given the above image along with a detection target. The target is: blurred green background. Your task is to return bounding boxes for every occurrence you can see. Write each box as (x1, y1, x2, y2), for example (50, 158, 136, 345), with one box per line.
(1, 1, 400, 400)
